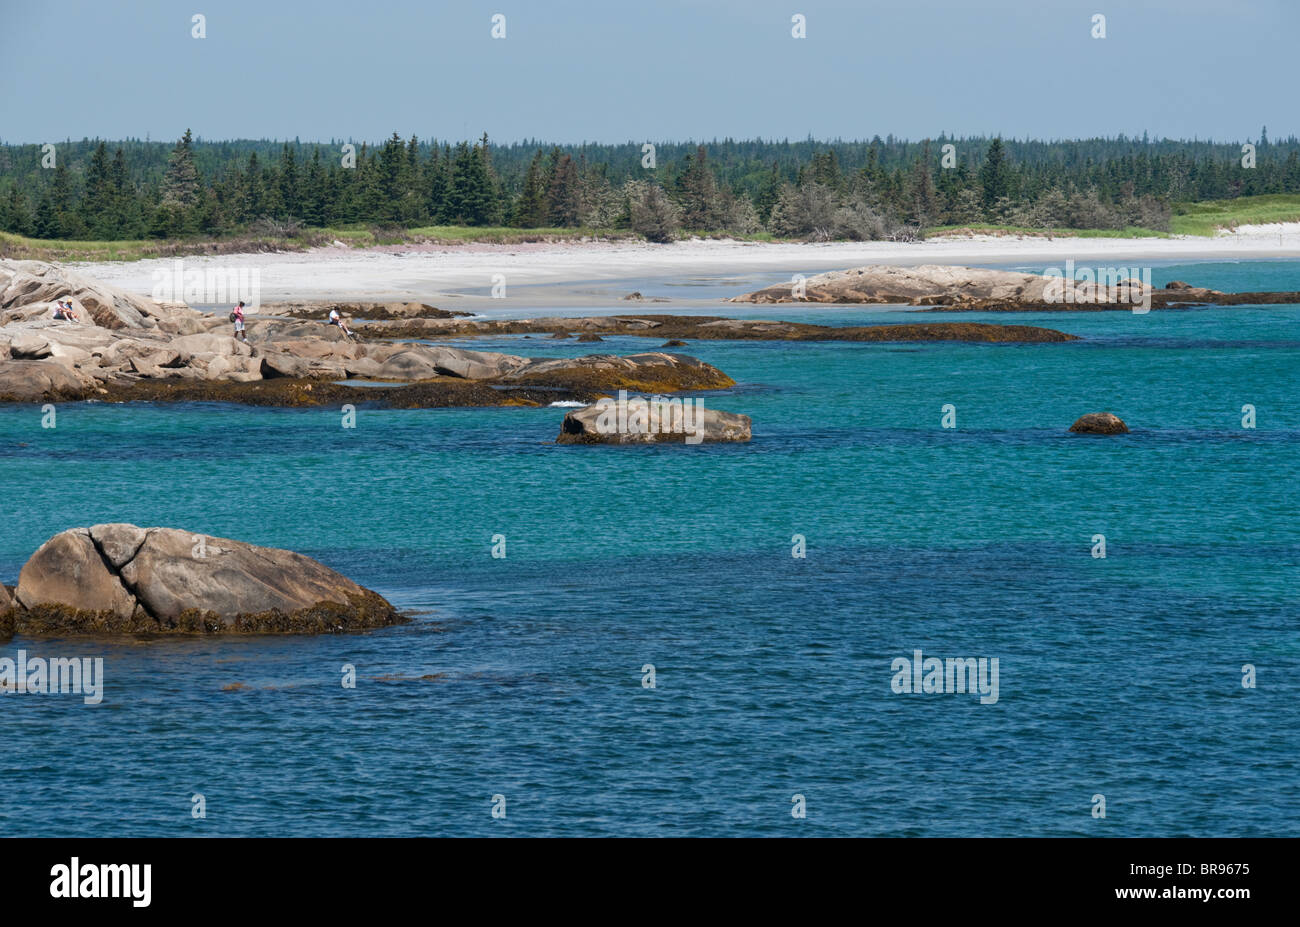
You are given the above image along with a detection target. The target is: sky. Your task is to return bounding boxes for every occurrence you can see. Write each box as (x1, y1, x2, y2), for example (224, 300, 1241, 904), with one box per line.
(1, 0, 1294, 145)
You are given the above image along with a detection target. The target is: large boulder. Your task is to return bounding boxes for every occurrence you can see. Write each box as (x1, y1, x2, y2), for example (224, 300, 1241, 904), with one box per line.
(374, 349, 440, 380)
(260, 352, 347, 380)
(556, 396, 752, 445)
(10, 524, 403, 634)
(169, 332, 253, 358)
(6, 331, 52, 359)
(0, 359, 87, 400)
(343, 357, 386, 378)
(15, 529, 140, 620)
(1069, 412, 1130, 434)
(201, 354, 263, 382)
(426, 346, 528, 380)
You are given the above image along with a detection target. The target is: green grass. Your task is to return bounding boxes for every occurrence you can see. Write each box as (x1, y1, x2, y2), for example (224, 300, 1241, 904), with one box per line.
(0, 229, 330, 262)
(926, 224, 1170, 239)
(1, 231, 168, 261)
(1169, 194, 1300, 236)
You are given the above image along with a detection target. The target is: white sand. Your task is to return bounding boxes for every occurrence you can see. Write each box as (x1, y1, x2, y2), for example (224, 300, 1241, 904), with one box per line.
(70, 225, 1300, 309)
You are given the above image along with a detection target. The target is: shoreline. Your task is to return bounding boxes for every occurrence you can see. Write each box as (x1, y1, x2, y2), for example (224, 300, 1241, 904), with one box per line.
(64, 227, 1300, 309)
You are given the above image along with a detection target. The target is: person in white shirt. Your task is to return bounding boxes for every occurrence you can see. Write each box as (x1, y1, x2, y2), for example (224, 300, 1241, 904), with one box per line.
(328, 307, 355, 341)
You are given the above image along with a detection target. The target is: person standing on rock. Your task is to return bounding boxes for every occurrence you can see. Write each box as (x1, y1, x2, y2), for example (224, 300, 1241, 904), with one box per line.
(231, 301, 247, 343)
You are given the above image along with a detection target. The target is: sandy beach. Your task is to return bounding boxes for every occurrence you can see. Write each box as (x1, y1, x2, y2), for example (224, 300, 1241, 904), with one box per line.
(67, 224, 1300, 311)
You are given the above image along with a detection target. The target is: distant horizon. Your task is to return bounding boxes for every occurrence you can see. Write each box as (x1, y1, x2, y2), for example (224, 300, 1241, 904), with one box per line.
(2, 131, 1294, 148)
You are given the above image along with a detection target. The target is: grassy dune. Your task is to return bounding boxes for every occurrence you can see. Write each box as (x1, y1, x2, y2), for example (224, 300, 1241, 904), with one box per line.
(1169, 194, 1300, 236)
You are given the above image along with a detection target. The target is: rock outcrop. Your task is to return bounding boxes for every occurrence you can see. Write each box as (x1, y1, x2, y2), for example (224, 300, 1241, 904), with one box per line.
(556, 397, 752, 445)
(730, 264, 1300, 311)
(4, 524, 403, 634)
(0, 262, 738, 404)
(729, 264, 1148, 307)
(0, 259, 196, 330)
(1068, 412, 1130, 434)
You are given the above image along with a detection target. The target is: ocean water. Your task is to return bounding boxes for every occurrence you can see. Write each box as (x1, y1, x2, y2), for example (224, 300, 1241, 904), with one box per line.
(1, 260, 1297, 837)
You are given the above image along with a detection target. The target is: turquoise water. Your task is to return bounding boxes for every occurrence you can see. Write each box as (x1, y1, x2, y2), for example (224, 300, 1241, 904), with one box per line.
(1, 261, 1297, 836)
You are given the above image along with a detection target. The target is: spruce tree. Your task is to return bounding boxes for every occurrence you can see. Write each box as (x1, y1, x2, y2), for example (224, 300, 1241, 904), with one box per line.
(546, 154, 580, 227)
(161, 129, 201, 209)
(80, 142, 114, 236)
(426, 145, 451, 224)
(279, 143, 300, 218)
(979, 137, 1011, 214)
(514, 150, 547, 227)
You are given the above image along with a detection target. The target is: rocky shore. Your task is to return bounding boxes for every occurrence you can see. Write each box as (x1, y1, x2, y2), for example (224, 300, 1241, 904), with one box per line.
(729, 264, 1300, 310)
(1, 524, 404, 636)
(0, 260, 735, 404)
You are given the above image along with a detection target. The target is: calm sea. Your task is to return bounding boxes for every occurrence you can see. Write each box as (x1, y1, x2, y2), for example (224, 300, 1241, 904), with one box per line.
(1, 260, 1296, 836)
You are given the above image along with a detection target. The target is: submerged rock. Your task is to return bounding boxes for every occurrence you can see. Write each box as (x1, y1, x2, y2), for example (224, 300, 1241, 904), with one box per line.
(556, 397, 752, 445)
(6, 524, 403, 635)
(1068, 412, 1129, 434)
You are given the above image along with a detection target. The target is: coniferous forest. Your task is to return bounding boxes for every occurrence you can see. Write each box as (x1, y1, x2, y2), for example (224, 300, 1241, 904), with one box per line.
(3, 130, 1299, 243)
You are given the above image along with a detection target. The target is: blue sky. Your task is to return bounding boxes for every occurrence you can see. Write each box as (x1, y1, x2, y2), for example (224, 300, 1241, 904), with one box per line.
(2, 0, 1294, 144)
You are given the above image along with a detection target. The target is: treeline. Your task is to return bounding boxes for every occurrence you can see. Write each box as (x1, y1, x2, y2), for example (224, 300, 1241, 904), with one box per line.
(3, 130, 1300, 242)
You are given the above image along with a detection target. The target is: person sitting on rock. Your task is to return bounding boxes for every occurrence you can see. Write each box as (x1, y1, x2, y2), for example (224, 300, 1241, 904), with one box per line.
(328, 307, 356, 341)
(52, 299, 78, 322)
(231, 301, 247, 342)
